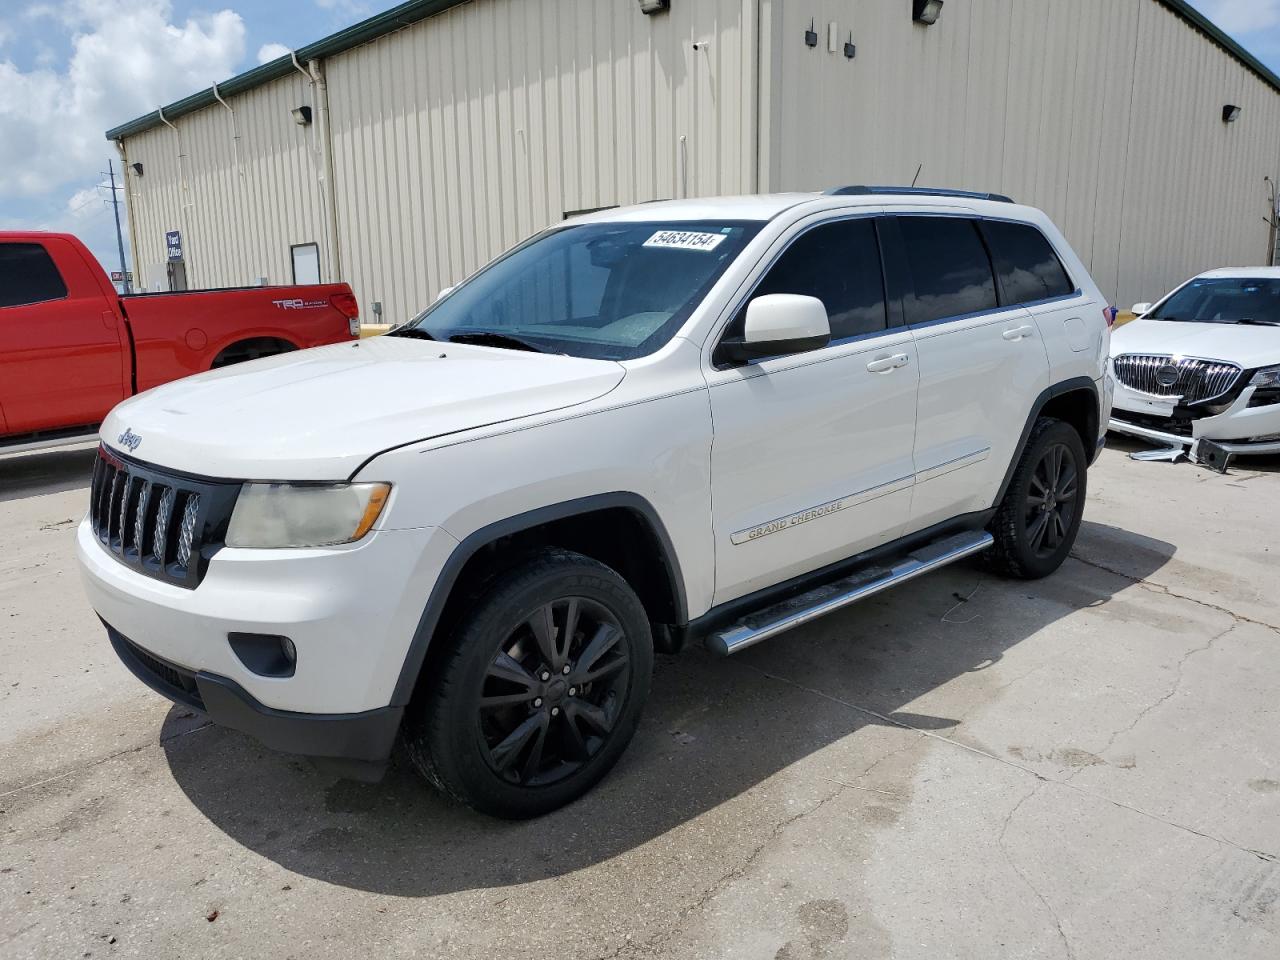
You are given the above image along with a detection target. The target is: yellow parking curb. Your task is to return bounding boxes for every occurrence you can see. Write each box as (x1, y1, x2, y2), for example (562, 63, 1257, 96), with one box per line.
(359, 324, 394, 338)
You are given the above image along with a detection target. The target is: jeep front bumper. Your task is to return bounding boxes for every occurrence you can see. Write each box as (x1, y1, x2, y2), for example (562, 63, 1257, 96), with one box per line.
(77, 517, 459, 768)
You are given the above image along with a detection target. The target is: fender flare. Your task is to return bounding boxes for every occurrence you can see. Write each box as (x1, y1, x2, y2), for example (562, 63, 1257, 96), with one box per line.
(389, 492, 687, 706)
(993, 376, 1102, 508)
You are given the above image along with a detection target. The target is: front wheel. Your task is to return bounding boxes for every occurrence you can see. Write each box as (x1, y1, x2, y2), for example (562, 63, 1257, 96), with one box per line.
(987, 418, 1087, 579)
(403, 549, 653, 818)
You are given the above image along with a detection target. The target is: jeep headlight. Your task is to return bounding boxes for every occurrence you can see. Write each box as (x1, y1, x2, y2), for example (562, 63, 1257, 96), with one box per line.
(226, 482, 391, 548)
(1250, 365, 1280, 388)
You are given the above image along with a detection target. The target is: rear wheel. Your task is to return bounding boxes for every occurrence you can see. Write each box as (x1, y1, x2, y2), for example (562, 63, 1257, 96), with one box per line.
(210, 338, 297, 368)
(404, 549, 653, 818)
(987, 418, 1087, 579)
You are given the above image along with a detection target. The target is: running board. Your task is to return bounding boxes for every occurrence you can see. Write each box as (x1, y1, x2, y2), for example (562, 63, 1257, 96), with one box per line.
(707, 530, 994, 656)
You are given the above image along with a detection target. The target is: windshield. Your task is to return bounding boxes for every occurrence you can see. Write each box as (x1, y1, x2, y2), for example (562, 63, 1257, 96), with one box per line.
(394, 220, 762, 360)
(1151, 277, 1280, 325)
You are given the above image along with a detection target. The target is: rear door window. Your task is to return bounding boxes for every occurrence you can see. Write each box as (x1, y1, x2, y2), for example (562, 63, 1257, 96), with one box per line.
(726, 217, 888, 344)
(981, 220, 1075, 305)
(897, 217, 998, 325)
(0, 243, 68, 309)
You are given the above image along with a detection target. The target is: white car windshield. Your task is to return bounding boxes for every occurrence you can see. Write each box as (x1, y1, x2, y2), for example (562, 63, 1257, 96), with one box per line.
(393, 221, 762, 360)
(1151, 277, 1280, 326)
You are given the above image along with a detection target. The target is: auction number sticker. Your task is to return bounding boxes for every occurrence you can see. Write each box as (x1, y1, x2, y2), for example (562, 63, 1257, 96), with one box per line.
(643, 230, 728, 252)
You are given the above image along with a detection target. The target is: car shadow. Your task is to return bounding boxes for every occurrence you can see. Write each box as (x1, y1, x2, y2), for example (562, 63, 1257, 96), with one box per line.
(161, 519, 1173, 896)
(0, 446, 97, 503)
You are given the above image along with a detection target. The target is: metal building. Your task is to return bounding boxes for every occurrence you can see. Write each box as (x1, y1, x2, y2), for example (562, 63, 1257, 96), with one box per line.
(106, 0, 1280, 326)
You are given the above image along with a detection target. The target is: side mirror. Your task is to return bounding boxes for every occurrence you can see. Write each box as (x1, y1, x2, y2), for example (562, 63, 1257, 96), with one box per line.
(720, 294, 831, 365)
(1130, 302, 1153, 316)
(435, 285, 455, 302)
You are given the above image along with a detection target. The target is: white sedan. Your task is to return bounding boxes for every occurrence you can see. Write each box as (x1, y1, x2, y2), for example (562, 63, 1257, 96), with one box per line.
(1109, 268, 1280, 455)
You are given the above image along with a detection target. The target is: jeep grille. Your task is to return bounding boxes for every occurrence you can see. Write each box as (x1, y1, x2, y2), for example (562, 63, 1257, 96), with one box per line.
(88, 446, 240, 589)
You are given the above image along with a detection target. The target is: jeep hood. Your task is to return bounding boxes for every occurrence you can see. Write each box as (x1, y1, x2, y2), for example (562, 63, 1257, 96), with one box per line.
(1111, 319, 1280, 369)
(101, 337, 626, 480)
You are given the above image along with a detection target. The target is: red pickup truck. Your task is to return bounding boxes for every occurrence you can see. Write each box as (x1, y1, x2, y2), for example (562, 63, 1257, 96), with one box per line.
(1, 232, 360, 451)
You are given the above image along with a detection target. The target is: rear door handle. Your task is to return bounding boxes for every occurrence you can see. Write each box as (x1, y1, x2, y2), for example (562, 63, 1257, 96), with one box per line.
(1002, 325, 1036, 341)
(867, 353, 910, 374)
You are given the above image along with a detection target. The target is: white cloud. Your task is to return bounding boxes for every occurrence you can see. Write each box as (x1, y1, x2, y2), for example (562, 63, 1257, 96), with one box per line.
(0, 0, 246, 200)
(256, 41, 290, 64)
(66, 185, 106, 219)
(1197, 0, 1280, 35)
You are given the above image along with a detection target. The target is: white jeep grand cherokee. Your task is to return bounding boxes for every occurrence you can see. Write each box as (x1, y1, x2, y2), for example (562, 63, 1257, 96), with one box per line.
(78, 187, 1112, 817)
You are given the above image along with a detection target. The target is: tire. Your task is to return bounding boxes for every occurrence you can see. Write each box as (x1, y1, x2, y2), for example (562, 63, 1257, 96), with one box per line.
(987, 417, 1088, 580)
(403, 548, 654, 818)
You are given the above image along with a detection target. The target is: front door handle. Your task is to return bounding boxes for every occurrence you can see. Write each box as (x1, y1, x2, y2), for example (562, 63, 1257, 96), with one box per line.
(867, 353, 910, 374)
(1002, 325, 1036, 341)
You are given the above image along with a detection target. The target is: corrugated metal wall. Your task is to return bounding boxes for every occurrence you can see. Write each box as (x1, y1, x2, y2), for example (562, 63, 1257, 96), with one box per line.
(124, 0, 756, 322)
(763, 0, 1280, 308)
(325, 0, 756, 325)
(122, 72, 331, 292)
(119, 0, 1280, 316)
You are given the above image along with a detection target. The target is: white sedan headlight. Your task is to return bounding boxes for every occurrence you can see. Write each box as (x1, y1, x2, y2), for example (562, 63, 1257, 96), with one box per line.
(1250, 365, 1280, 389)
(226, 482, 391, 548)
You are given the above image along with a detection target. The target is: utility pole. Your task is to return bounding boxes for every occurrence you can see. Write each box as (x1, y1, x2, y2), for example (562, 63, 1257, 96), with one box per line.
(105, 158, 131, 294)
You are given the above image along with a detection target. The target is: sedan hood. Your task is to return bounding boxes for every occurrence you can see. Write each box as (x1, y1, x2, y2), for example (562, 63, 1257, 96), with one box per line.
(1111, 319, 1280, 369)
(101, 337, 626, 479)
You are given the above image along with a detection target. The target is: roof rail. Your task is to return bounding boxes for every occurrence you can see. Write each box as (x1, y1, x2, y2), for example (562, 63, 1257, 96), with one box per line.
(825, 185, 1015, 204)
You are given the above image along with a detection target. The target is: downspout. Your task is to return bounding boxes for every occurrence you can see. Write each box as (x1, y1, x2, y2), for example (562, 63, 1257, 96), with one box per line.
(309, 58, 343, 284)
(113, 139, 144, 293)
(751, 0, 763, 194)
(1267, 176, 1278, 267)
(157, 105, 194, 287)
(211, 82, 248, 284)
(156, 105, 191, 207)
(292, 52, 342, 283)
(211, 82, 243, 178)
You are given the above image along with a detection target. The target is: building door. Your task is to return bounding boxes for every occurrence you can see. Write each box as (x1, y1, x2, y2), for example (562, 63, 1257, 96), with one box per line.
(292, 243, 321, 285)
(166, 260, 188, 292)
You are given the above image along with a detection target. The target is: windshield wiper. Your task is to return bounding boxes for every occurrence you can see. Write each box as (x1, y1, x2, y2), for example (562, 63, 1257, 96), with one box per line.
(387, 326, 437, 340)
(448, 332, 545, 353)
(1233, 318, 1280, 327)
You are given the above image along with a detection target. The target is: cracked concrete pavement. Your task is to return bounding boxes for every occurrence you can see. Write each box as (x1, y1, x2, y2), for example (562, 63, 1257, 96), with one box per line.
(2, 439, 1278, 959)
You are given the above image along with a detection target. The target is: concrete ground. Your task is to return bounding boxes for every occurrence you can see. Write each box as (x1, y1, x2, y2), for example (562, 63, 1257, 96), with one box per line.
(1, 439, 1277, 960)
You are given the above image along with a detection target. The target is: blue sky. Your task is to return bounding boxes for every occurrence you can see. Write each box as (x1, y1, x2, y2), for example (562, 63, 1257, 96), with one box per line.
(0, 0, 1278, 274)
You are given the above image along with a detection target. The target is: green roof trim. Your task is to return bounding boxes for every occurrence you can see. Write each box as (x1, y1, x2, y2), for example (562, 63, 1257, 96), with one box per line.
(105, 0, 468, 141)
(107, 0, 1280, 142)
(1156, 0, 1280, 95)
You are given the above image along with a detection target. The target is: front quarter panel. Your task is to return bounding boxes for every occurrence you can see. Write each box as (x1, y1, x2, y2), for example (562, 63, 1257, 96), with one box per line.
(360, 342, 716, 621)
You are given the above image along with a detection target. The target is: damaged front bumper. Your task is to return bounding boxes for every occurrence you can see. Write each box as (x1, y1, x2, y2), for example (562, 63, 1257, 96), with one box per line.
(1109, 381, 1280, 454)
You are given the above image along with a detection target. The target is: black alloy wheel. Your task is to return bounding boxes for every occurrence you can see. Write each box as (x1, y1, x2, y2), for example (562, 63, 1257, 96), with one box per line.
(987, 417, 1088, 579)
(478, 596, 630, 786)
(403, 549, 653, 818)
(1024, 441, 1080, 560)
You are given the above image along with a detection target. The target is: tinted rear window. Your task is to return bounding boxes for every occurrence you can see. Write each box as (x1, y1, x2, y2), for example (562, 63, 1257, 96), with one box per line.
(982, 220, 1075, 304)
(0, 243, 68, 309)
(897, 217, 997, 325)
